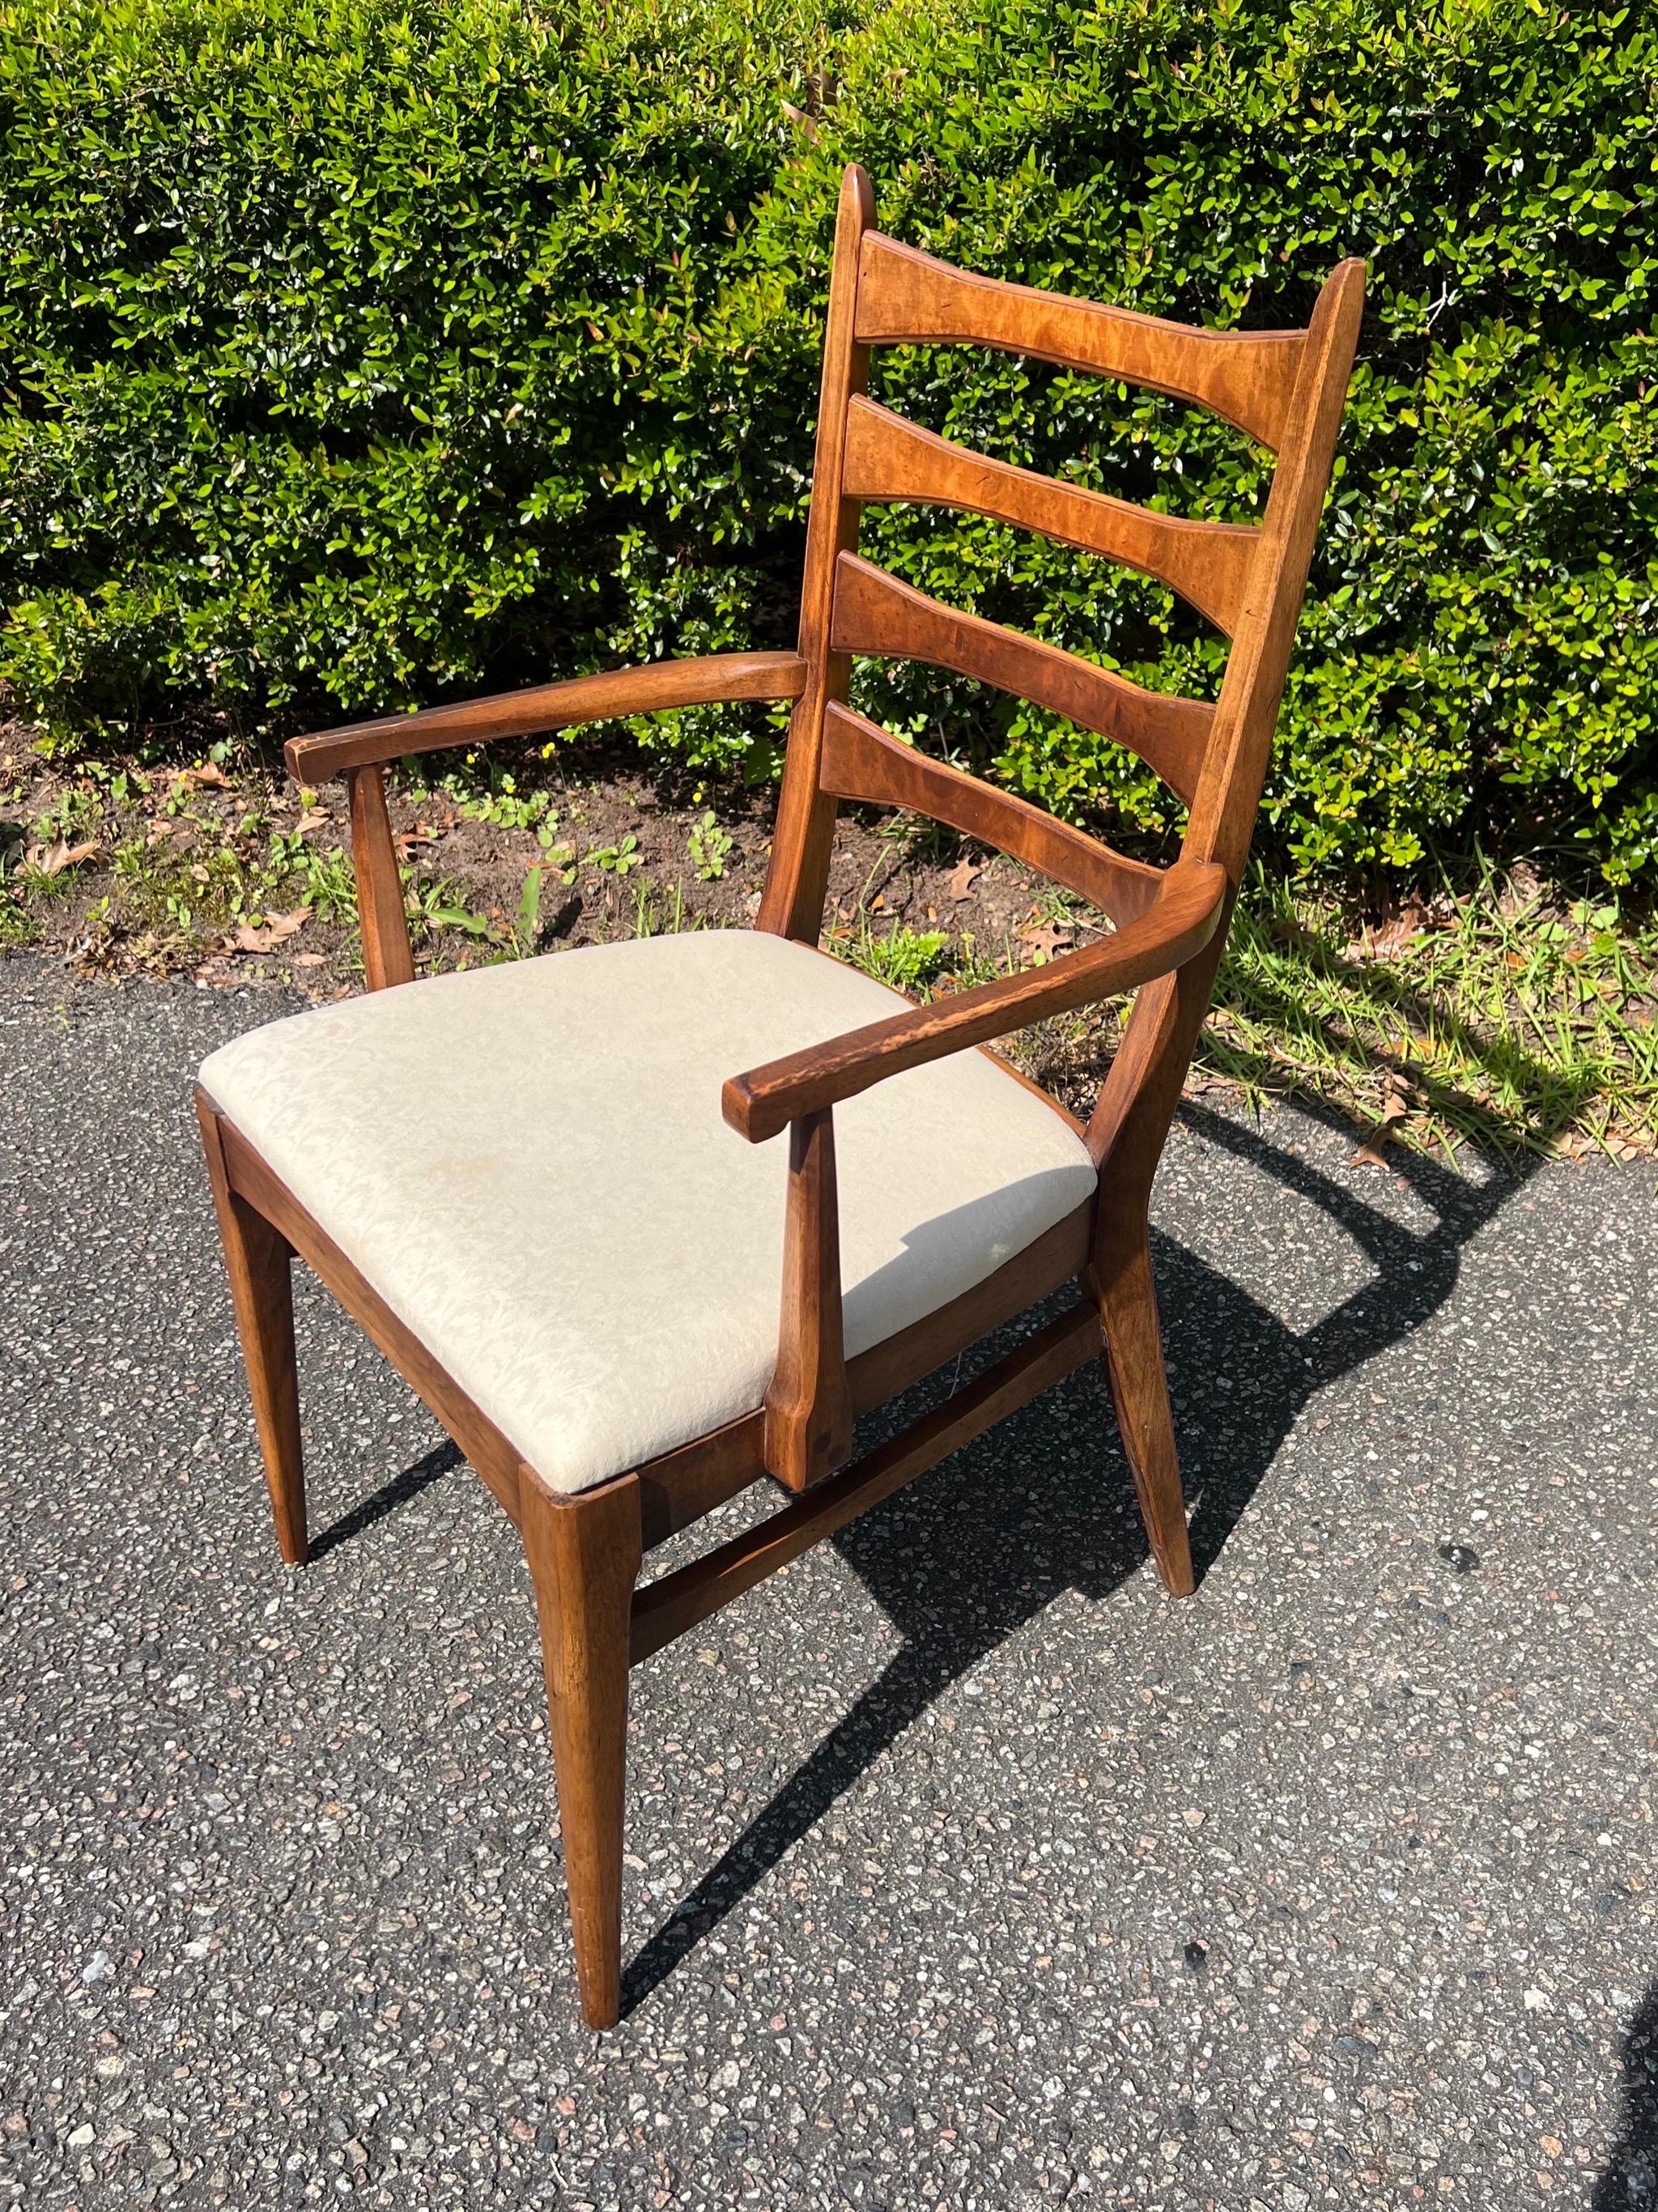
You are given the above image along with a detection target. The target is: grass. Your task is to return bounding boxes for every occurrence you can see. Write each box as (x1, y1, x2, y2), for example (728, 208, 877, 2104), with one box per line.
(827, 917, 956, 993)
(1201, 865, 1658, 1160)
(817, 858, 1657, 1163)
(2, 755, 1653, 1162)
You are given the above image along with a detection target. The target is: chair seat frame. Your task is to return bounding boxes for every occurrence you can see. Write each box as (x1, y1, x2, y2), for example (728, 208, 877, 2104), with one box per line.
(198, 164, 1363, 2028)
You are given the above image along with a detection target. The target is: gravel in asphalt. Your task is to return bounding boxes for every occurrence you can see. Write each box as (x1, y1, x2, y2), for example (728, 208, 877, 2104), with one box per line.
(2, 953, 1656, 2209)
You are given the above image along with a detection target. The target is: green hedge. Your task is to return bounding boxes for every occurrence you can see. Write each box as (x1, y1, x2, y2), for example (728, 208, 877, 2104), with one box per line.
(2, 0, 1656, 881)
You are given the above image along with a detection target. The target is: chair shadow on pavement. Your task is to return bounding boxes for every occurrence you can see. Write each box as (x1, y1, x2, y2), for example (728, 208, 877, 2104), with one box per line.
(1596, 1985, 1658, 2209)
(617, 1100, 1541, 2014)
(309, 1436, 464, 1562)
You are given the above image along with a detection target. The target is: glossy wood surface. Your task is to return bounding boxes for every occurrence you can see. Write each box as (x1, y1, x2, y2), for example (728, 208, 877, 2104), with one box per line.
(1184, 261, 1369, 878)
(841, 397, 1258, 634)
(346, 764, 416, 992)
(521, 1472, 641, 2031)
(1092, 1233, 1195, 1596)
(287, 651, 808, 784)
(855, 232, 1307, 450)
(757, 164, 875, 941)
(830, 553, 1213, 804)
(762, 1107, 854, 1491)
(820, 701, 1164, 927)
(724, 859, 1226, 1143)
(197, 1093, 308, 1565)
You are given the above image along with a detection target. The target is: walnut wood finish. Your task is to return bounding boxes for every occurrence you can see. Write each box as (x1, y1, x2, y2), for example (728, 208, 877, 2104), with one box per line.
(830, 553, 1213, 803)
(821, 701, 1164, 926)
(1093, 1231, 1193, 1597)
(197, 1093, 308, 1564)
(521, 1470, 641, 2031)
(1185, 263, 1368, 880)
(202, 163, 1363, 2028)
(287, 651, 808, 785)
(855, 232, 1307, 451)
(757, 164, 876, 941)
(763, 1107, 855, 1491)
(841, 397, 1257, 634)
(724, 859, 1226, 1144)
(346, 765, 416, 992)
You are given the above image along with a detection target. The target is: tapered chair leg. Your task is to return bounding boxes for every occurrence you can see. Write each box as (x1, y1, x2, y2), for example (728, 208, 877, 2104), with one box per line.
(196, 1094, 308, 1566)
(521, 1472, 642, 2031)
(1093, 1225, 1196, 1598)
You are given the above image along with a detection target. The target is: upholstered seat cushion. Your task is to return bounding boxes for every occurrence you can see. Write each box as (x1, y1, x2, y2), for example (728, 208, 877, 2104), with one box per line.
(198, 929, 1097, 1494)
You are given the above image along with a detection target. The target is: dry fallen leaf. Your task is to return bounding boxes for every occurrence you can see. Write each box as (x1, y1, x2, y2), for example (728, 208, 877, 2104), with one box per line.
(291, 952, 326, 968)
(234, 910, 308, 955)
(27, 837, 102, 877)
(174, 761, 231, 789)
(1347, 1085, 1412, 1168)
(1018, 918, 1073, 961)
(1366, 895, 1435, 957)
(946, 857, 984, 902)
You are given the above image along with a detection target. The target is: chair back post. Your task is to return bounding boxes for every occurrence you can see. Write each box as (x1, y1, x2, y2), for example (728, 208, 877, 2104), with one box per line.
(757, 164, 876, 942)
(1085, 260, 1365, 1221)
(1180, 258, 1367, 884)
(763, 1104, 855, 1491)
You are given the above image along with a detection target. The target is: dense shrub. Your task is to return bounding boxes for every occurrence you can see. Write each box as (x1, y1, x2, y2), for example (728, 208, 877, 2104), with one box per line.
(2, 0, 1655, 881)
(0, 0, 821, 745)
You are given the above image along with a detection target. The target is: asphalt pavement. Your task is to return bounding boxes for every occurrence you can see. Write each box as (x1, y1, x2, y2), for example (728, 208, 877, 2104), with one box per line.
(2, 951, 1655, 2209)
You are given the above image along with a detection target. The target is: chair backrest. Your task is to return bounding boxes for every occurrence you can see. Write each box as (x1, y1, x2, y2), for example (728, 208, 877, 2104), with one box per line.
(758, 164, 1365, 955)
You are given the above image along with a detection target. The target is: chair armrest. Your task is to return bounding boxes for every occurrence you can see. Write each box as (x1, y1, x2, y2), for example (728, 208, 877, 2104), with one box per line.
(283, 651, 810, 784)
(724, 859, 1227, 1144)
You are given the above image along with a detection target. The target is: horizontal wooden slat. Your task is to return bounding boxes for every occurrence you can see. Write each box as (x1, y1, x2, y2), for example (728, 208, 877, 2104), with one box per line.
(842, 398, 1257, 635)
(830, 554, 1212, 804)
(821, 702, 1164, 926)
(856, 233, 1305, 452)
(286, 651, 809, 783)
(629, 1304, 1099, 1665)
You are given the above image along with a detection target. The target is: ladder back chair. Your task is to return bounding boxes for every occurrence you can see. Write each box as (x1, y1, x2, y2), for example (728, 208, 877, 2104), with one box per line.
(196, 164, 1363, 2028)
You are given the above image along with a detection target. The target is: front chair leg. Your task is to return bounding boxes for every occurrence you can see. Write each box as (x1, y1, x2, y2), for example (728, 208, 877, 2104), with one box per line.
(196, 1092, 308, 1566)
(1091, 1226, 1196, 1598)
(521, 1472, 642, 2031)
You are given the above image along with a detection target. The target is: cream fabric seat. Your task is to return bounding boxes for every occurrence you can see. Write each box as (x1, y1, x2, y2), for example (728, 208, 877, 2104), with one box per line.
(198, 929, 1098, 1495)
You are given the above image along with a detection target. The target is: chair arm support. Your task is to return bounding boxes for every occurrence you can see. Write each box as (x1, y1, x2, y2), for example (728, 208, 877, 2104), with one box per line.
(725, 858, 1227, 1145)
(283, 652, 810, 784)
(762, 1105, 854, 1493)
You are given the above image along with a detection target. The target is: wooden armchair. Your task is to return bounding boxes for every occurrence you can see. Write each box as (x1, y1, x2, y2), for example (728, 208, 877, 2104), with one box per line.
(195, 165, 1363, 2028)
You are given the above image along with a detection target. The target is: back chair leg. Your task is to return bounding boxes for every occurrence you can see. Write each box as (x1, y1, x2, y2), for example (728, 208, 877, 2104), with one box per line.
(521, 1474, 643, 2031)
(1092, 1226, 1196, 1598)
(196, 1096, 308, 1566)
